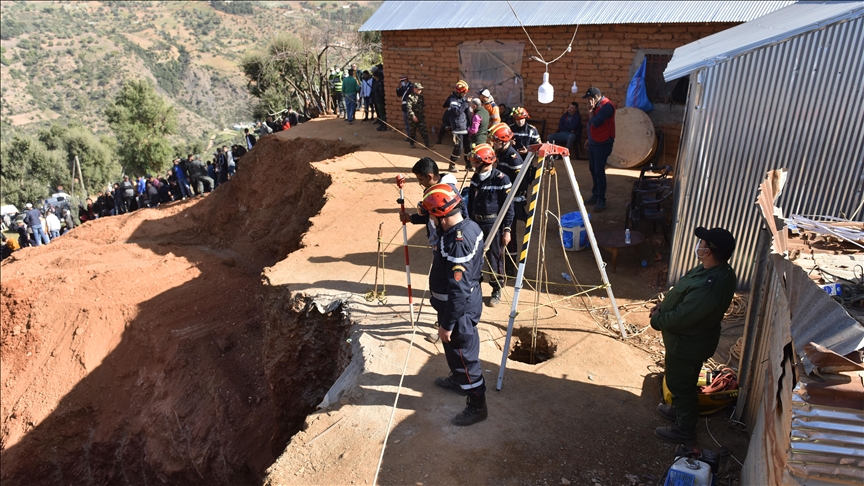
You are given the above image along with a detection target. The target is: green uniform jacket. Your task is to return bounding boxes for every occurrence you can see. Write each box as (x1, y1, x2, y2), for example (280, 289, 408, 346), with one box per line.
(650, 263, 736, 361)
(406, 93, 425, 120)
(471, 108, 489, 146)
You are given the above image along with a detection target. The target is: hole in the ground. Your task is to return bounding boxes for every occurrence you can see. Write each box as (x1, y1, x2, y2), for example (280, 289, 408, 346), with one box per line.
(0, 137, 360, 484)
(509, 327, 557, 365)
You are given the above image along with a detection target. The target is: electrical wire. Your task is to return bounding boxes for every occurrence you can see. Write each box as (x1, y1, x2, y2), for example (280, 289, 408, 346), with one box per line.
(505, 0, 578, 71)
(705, 417, 744, 468)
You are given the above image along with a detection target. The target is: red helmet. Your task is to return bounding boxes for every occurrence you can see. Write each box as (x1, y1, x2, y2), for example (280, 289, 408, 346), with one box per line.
(470, 143, 497, 165)
(489, 122, 514, 142)
(511, 107, 529, 120)
(422, 184, 462, 218)
(455, 80, 469, 93)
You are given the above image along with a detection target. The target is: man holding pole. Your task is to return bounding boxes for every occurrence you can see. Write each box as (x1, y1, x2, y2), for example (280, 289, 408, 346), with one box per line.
(421, 184, 488, 426)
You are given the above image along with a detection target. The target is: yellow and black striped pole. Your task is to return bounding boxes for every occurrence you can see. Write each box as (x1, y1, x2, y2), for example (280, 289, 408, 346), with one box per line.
(495, 153, 546, 391)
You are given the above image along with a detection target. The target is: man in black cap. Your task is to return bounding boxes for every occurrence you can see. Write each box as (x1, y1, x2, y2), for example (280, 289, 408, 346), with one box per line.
(649, 227, 737, 442)
(582, 87, 615, 211)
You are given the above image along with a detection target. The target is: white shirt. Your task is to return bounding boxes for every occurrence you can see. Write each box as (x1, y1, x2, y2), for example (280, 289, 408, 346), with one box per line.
(46, 213, 61, 232)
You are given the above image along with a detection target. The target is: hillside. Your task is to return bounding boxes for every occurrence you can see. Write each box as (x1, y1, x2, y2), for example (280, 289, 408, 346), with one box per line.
(0, 0, 378, 144)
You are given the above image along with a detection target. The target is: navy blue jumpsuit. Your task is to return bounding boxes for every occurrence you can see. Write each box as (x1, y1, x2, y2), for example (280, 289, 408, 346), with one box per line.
(430, 218, 486, 398)
(469, 169, 515, 291)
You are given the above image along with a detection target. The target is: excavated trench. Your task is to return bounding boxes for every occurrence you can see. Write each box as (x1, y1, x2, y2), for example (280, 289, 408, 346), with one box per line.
(0, 137, 358, 484)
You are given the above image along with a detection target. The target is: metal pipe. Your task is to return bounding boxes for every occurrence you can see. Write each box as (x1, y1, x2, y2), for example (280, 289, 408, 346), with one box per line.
(395, 174, 416, 328)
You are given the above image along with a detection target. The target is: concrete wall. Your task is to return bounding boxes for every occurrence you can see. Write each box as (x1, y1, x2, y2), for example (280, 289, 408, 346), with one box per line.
(381, 22, 736, 165)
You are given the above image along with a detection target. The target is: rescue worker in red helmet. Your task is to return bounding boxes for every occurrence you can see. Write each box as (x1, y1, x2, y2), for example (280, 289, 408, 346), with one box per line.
(468, 144, 514, 307)
(508, 107, 541, 157)
(440, 80, 472, 173)
(491, 120, 531, 274)
(423, 183, 488, 426)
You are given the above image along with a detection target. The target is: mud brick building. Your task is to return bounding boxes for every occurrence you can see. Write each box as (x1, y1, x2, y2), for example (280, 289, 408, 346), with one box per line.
(361, 1, 792, 165)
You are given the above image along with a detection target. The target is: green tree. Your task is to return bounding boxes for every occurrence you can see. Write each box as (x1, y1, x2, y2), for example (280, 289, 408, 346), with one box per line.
(105, 79, 177, 176)
(0, 135, 68, 209)
(38, 123, 121, 193)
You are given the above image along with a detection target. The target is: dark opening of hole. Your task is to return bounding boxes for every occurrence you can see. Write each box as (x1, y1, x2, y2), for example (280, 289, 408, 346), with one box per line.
(509, 327, 557, 365)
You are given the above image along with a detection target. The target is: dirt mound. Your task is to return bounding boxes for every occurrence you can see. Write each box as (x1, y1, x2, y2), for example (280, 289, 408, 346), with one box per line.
(0, 135, 357, 484)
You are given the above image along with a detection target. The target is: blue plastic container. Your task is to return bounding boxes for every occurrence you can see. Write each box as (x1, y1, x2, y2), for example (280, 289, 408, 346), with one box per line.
(561, 212, 590, 251)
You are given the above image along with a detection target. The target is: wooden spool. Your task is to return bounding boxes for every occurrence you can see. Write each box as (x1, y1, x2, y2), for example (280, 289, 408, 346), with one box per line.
(606, 107, 657, 169)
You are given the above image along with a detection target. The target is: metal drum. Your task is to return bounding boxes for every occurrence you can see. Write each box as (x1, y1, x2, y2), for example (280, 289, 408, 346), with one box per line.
(607, 107, 657, 169)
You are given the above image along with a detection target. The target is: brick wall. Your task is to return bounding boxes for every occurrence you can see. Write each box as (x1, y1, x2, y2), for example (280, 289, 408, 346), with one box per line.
(381, 22, 736, 166)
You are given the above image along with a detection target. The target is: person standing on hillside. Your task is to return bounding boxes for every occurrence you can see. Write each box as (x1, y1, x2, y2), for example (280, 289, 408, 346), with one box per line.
(650, 227, 737, 443)
(23, 203, 50, 246)
(329, 68, 344, 118)
(583, 87, 615, 212)
(245, 128, 256, 149)
(121, 175, 135, 213)
(422, 184, 489, 426)
(406, 82, 432, 149)
(372, 71, 387, 131)
(45, 208, 62, 239)
(342, 68, 360, 124)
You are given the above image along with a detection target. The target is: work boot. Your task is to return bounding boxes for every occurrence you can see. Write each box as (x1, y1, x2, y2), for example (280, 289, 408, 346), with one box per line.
(410, 143, 416, 149)
(656, 403, 677, 422)
(654, 424, 696, 443)
(593, 199, 606, 212)
(435, 374, 467, 396)
(453, 395, 488, 426)
(425, 140, 433, 148)
(448, 162, 459, 173)
(489, 289, 502, 307)
(585, 195, 599, 205)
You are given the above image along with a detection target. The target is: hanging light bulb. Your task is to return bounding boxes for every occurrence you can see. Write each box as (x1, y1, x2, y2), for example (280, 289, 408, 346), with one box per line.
(571, 81, 578, 94)
(538, 72, 553, 104)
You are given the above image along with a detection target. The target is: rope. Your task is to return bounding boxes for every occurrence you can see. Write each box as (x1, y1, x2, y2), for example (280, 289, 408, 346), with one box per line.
(730, 337, 744, 362)
(374, 117, 457, 167)
(371, 323, 419, 486)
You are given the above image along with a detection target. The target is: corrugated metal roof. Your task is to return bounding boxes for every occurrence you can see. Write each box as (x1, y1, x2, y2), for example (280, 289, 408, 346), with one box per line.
(359, 1, 795, 32)
(788, 380, 864, 484)
(665, 1, 864, 80)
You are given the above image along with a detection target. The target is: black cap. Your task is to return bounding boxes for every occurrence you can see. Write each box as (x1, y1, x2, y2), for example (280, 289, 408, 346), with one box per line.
(695, 227, 736, 260)
(582, 87, 602, 99)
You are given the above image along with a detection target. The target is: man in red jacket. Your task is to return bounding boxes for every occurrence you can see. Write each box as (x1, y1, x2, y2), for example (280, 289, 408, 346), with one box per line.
(583, 87, 616, 212)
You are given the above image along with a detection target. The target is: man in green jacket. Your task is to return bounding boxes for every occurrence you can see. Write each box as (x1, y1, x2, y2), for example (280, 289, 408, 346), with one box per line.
(650, 227, 736, 442)
(342, 68, 360, 124)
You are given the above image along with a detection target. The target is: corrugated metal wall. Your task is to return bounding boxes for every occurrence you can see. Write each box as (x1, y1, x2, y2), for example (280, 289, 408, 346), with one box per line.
(669, 17, 864, 289)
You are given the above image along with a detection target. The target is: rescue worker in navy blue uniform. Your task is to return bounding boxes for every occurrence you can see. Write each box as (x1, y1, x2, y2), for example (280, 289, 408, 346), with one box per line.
(423, 184, 488, 426)
(468, 143, 514, 307)
(489, 123, 528, 275)
(399, 157, 464, 248)
(583, 87, 616, 212)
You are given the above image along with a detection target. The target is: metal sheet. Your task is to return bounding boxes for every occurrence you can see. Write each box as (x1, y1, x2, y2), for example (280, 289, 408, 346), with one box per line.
(668, 16, 864, 290)
(359, 1, 794, 32)
(665, 2, 864, 80)
(787, 383, 864, 484)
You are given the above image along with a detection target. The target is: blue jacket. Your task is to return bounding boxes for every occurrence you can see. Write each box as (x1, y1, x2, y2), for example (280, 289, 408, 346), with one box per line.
(24, 208, 42, 228)
(430, 218, 484, 332)
(557, 112, 583, 135)
(444, 92, 471, 134)
(469, 168, 515, 230)
(173, 165, 188, 181)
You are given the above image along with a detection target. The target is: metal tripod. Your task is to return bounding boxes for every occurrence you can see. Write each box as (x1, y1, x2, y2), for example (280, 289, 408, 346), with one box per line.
(481, 143, 627, 391)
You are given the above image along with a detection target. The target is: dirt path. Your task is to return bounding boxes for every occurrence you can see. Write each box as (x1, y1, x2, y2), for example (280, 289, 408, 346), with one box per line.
(0, 117, 749, 486)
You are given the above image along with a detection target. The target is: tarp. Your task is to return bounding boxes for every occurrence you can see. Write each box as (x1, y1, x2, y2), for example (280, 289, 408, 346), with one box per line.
(626, 58, 654, 112)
